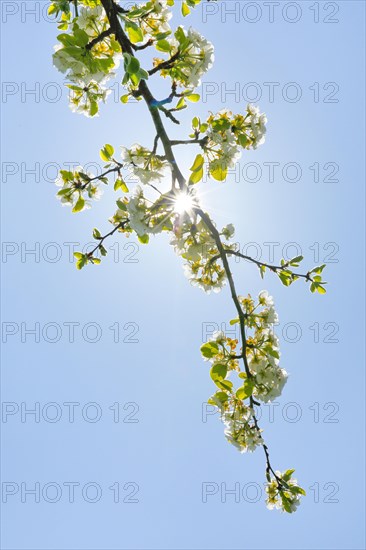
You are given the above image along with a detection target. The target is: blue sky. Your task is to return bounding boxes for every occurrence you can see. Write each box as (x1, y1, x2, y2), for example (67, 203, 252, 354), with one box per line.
(1, 1, 365, 549)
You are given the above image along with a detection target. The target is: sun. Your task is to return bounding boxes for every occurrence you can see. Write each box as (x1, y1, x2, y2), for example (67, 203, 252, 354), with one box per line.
(173, 192, 196, 215)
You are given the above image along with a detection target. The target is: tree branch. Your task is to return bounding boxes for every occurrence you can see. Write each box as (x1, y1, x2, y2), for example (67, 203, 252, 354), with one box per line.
(225, 250, 312, 281)
(88, 220, 129, 257)
(92, 0, 288, 489)
(100, 0, 186, 189)
(170, 138, 208, 147)
(86, 28, 113, 50)
(148, 51, 181, 76)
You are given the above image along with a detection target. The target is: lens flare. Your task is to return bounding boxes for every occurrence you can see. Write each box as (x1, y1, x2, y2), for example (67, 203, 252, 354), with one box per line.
(173, 192, 195, 215)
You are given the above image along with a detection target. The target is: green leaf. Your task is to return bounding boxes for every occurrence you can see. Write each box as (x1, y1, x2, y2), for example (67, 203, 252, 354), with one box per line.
(211, 118, 231, 132)
(126, 56, 141, 75)
(280, 493, 292, 514)
(210, 363, 228, 383)
(266, 347, 280, 359)
(238, 134, 249, 147)
(190, 154, 204, 172)
(200, 342, 219, 359)
(176, 97, 186, 110)
(311, 264, 326, 274)
(156, 39, 171, 52)
(125, 22, 144, 44)
(72, 195, 85, 213)
(192, 116, 199, 128)
(78, 172, 90, 182)
(114, 178, 129, 193)
(208, 391, 229, 406)
(100, 144, 114, 162)
(110, 38, 121, 53)
(155, 31, 172, 40)
(60, 170, 73, 180)
(189, 167, 203, 185)
(137, 68, 149, 81)
(311, 281, 327, 294)
(75, 254, 88, 270)
(278, 271, 292, 286)
(120, 94, 130, 104)
(229, 318, 239, 325)
(57, 33, 76, 47)
(48, 4, 58, 15)
(116, 199, 127, 211)
(57, 188, 71, 197)
(138, 234, 149, 244)
(89, 100, 98, 117)
(282, 469, 295, 482)
(74, 28, 89, 47)
(210, 164, 228, 182)
(289, 255, 304, 266)
(236, 379, 254, 400)
(93, 228, 102, 239)
(186, 93, 200, 102)
(130, 72, 141, 86)
(216, 379, 233, 391)
(182, 1, 190, 16)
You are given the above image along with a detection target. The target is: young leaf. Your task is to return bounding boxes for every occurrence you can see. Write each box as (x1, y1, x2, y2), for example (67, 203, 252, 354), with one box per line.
(210, 164, 228, 182)
(182, 1, 190, 16)
(189, 167, 203, 185)
(186, 93, 200, 102)
(138, 234, 149, 244)
(72, 195, 85, 213)
(100, 144, 114, 162)
(200, 342, 219, 359)
(114, 179, 129, 193)
(210, 363, 228, 383)
(190, 154, 204, 172)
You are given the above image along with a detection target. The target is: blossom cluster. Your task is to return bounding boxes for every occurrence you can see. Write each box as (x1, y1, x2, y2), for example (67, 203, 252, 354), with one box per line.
(55, 167, 103, 212)
(223, 405, 264, 453)
(232, 291, 288, 403)
(51, 1, 211, 113)
(121, 144, 169, 185)
(202, 292, 287, 449)
(52, 3, 122, 116)
(123, 0, 172, 41)
(188, 105, 267, 182)
(202, 330, 263, 453)
(109, 186, 180, 240)
(265, 470, 306, 513)
(170, 221, 236, 293)
(154, 26, 214, 90)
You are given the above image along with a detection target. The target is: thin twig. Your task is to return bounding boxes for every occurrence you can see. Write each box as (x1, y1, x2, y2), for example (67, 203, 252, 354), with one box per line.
(86, 28, 113, 50)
